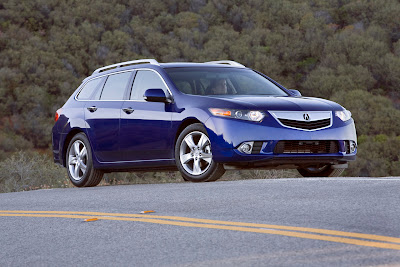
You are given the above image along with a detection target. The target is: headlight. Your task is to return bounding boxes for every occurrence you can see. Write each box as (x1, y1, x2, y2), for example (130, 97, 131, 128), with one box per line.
(335, 109, 352, 121)
(209, 108, 265, 122)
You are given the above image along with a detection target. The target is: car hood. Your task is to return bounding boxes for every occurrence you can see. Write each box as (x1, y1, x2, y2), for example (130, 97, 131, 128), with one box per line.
(206, 95, 343, 111)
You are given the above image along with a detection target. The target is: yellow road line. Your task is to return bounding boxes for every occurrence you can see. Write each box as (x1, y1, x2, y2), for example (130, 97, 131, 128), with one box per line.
(1, 213, 400, 250)
(1, 210, 400, 244)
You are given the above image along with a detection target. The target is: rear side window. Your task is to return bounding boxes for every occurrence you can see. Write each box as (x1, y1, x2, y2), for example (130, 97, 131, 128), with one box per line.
(99, 72, 132, 100)
(77, 78, 103, 100)
(130, 70, 168, 100)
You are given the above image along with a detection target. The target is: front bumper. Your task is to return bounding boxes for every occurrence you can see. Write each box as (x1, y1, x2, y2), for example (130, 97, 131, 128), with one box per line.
(204, 115, 357, 166)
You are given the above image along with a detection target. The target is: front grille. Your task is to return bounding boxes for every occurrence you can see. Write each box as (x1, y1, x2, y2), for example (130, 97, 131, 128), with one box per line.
(274, 140, 339, 154)
(278, 118, 331, 130)
(251, 141, 263, 154)
(344, 141, 350, 154)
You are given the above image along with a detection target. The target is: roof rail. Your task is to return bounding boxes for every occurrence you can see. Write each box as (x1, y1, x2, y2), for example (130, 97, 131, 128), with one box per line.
(92, 59, 159, 74)
(204, 60, 246, 68)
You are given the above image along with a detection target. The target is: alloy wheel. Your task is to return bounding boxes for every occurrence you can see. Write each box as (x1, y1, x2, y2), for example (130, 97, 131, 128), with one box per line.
(179, 131, 212, 176)
(68, 140, 88, 181)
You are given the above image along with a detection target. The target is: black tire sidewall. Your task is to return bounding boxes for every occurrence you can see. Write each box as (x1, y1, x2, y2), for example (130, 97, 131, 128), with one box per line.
(175, 124, 219, 182)
(298, 165, 344, 177)
(66, 133, 95, 187)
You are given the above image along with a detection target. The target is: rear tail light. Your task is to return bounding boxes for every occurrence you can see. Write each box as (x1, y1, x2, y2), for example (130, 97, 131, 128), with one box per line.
(55, 108, 62, 122)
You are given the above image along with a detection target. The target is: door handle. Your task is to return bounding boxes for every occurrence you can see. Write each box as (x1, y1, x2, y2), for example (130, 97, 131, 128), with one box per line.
(87, 106, 97, 112)
(122, 107, 134, 114)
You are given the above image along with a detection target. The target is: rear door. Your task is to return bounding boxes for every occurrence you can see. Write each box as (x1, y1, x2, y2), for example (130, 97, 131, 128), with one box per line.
(120, 69, 174, 161)
(85, 71, 134, 163)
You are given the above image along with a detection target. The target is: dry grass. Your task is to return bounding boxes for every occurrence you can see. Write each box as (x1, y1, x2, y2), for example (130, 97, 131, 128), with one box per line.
(0, 151, 300, 193)
(0, 151, 71, 193)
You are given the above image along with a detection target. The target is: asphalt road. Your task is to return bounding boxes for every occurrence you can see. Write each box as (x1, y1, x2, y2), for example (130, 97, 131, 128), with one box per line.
(1, 177, 400, 266)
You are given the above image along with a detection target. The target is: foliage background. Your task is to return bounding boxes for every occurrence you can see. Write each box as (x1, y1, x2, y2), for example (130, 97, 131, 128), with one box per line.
(0, 0, 399, 191)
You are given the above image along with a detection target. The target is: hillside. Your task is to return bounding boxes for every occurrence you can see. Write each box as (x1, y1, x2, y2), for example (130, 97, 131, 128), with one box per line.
(0, 0, 399, 190)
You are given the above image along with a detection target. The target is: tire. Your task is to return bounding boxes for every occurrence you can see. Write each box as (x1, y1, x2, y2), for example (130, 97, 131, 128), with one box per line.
(66, 133, 103, 187)
(175, 123, 225, 182)
(297, 165, 345, 177)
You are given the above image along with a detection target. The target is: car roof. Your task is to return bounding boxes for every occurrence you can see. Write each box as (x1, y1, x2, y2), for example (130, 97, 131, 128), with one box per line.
(159, 62, 247, 69)
(83, 60, 248, 83)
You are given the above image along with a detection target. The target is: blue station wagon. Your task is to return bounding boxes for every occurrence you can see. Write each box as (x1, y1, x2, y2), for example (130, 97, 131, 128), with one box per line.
(52, 59, 357, 187)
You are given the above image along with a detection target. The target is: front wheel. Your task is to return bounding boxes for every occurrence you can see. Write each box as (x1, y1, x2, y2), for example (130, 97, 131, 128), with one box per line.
(66, 133, 104, 187)
(297, 165, 345, 177)
(175, 124, 225, 182)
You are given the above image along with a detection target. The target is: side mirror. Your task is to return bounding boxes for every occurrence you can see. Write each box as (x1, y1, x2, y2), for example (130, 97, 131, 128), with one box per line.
(144, 89, 171, 103)
(288, 89, 302, 97)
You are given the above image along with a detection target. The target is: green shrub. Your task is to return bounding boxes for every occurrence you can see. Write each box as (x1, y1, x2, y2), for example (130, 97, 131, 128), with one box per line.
(345, 135, 400, 177)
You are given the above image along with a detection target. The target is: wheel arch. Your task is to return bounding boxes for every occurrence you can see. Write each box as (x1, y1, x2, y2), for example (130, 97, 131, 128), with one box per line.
(62, 128, 86, 167)
(174, 118, 204, 147)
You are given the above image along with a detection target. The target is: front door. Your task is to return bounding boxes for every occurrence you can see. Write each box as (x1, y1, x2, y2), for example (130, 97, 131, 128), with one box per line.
(120, 70, 174, 161)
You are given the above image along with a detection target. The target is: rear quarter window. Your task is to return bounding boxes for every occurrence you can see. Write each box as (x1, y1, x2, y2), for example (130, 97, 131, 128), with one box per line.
(77, 78, 104, 100)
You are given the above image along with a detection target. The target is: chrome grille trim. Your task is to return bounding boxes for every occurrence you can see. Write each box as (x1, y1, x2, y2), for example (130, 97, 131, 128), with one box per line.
(269, 111, 332, 131)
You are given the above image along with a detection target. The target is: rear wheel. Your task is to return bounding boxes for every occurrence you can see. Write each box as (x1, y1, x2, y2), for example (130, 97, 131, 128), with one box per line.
(66, 133, 103, 187)
(175, 124, 225, 182)
(297, 165, 345, 177)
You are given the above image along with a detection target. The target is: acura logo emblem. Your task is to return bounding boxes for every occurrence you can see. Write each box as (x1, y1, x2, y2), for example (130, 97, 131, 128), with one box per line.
(303, 113, 310, 121)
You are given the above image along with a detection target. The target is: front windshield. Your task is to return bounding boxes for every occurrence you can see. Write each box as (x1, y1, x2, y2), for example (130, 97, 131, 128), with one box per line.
(165, 67, 288, 96)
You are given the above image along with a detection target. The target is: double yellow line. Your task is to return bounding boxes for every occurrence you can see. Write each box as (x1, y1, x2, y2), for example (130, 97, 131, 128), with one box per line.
(1, 210, 400, 250)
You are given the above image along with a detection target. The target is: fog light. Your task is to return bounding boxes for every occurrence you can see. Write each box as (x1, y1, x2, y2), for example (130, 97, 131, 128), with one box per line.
(238, 142, 254, 154)
(350, 141, 357, 153)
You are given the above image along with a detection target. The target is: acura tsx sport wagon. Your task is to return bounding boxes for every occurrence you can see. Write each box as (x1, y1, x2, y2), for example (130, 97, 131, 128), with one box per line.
(52, 59, 357, 187)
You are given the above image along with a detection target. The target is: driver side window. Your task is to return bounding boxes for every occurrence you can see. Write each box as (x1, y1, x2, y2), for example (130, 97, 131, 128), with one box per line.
(130, 70, 168, 100)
